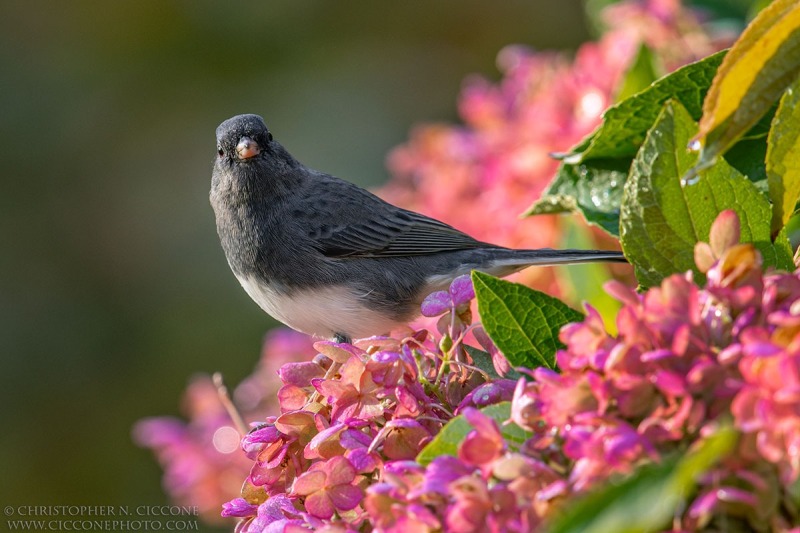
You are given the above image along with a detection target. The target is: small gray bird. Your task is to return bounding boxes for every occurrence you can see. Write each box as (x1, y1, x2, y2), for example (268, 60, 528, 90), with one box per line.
(210, 114, 626, 343)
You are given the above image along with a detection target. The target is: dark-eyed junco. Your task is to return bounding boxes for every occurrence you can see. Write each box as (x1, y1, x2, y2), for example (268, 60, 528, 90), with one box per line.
(210, 114, 626, 343)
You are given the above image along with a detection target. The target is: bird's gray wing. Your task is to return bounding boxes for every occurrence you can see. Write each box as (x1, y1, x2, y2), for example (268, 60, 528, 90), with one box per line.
(298, 177, 494, 258)
(317, 209, 492, 257)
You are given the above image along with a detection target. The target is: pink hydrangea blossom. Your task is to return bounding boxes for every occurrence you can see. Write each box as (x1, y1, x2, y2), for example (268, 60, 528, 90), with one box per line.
(291, 456, 364, 519)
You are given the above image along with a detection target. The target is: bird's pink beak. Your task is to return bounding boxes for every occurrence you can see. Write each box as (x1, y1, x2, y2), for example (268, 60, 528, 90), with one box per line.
(236, 136, 261, 159)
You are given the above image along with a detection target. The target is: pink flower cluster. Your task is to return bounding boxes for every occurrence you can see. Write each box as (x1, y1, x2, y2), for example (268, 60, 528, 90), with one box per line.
(354, 211, 800, 532)
(381, 0, 728, 295)
(219, 293, 512, 531)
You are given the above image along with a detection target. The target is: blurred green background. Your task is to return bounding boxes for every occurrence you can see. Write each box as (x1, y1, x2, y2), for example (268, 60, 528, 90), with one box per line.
(0, 1, 592, 531)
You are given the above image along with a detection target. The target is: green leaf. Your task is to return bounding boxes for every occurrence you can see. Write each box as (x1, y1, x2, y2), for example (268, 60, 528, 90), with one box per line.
(522, 192, 576, 216)
(620, 100, 784, 288)
(767, 76, 800, 236)
(472, 271, 583, 369)
(692, 0, 800, 172)
(529, 122, 773, 238)
(567, 51, 726, 163)
(546, 426, 736, 533)
(416, 402, 530, 465)
(773, 225, 795, 271)
(524, 159, 628, 236)
(615, 44, 660, 103)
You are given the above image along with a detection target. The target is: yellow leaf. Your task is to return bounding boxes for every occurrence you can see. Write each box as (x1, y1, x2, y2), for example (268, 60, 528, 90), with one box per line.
(689, 0, 800, 180)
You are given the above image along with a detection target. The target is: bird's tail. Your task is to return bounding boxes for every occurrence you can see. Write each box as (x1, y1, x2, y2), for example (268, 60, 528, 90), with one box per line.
(484, 248, 627, 277)
(503, 248, 626, 266)
(420, 248, 627, 296)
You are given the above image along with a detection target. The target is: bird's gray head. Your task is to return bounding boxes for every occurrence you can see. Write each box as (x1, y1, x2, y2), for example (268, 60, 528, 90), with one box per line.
(215, 114, 274, 163)
(214, 115, 302, 189)
(212, 114, 302, 201)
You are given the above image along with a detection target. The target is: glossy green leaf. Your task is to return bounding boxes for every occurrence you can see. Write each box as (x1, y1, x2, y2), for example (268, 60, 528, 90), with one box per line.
(416, 402, 530, 465)
(767, 76, 800, 236)
(524, 159, 628, 236)
(620, 100, 787, 288)
(472, 271, 583, 369)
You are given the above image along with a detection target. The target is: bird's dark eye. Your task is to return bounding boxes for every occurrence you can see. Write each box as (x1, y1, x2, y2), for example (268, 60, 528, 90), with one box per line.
(268, 132, 273, 141)
(217, 147, 224, 157)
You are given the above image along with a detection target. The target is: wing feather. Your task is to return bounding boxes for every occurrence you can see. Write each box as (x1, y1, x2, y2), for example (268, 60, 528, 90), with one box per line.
(296, 174, 498, 258)
(316, 209, 492, 258)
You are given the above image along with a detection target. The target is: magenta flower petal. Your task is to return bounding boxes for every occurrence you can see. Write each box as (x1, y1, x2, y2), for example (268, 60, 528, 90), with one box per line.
(537, 480, 568, 501)
(346, 448, 381, 474)
(688, 489, 718, 518)
(652, 370, 687, 396)
(249, 461, 283, 487)
(260, 494, 299, 520)
(640, 349, 674, 362)
(292, 470, 326, 496)
(221, 498, 258, 518)
(303, 491, 336, 519)
(421, 290, 452, 317)
(340, 426, 373, 450)
(458, 407, 505, 466)
(327, 484, 364, 511)
(411, 456, 473, 498)
(244, 425, 280, 444)
(717, 486, 759, 506)
(743, 341, 781, 357)
(279, 361, 325, 386)
(449, 275, 475, 307)
(709, 209, 740, 257)
(718, 344, 742, 364)
(383, 460, 424, 476)
(459, 380, 516, 410)
(325, 456, 357, 486)
(305, 423, 345, 460)
(459, 431, 503, 466)
(277, 384, 309, 412)
(604, 280, 640, 307)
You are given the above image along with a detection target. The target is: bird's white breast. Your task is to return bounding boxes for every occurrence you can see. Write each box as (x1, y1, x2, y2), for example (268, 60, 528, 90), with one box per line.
(236, 275, 398, 339)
